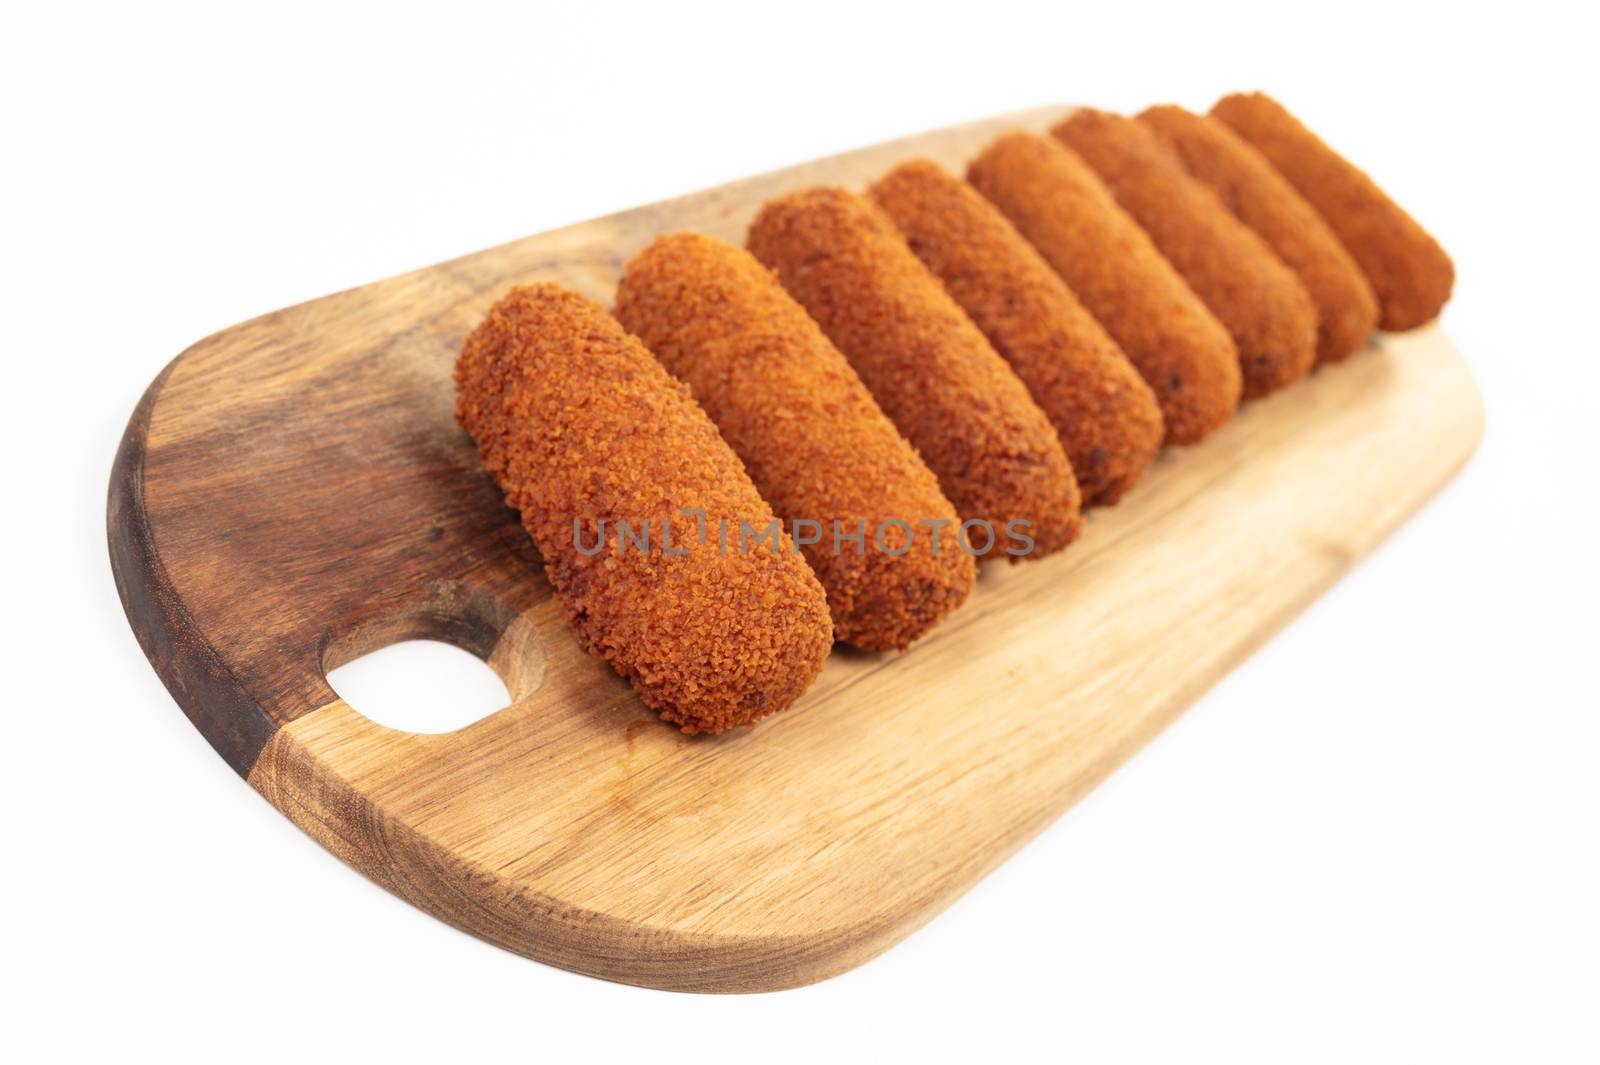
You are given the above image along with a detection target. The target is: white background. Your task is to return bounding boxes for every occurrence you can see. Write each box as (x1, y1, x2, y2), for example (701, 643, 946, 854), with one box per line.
(4, 1, 1596, 1061)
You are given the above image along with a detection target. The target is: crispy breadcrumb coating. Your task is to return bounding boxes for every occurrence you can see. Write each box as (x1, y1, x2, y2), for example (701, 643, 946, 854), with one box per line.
(615, 233, 974, 651)
(1139, 105, 1380, 365)
(967, 132, 1240, 445)
(870, 159, 1163, 507)
(1054, 109, 1317, 399)
(747, 186, 1081, 560)
(454, 283, 832, 733)
(1211, 92, 1454, 332)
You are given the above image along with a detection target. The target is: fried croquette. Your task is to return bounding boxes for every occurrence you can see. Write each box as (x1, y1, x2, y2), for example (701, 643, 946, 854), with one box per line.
(1211, 92, 1454, 331)
(615, 232, 974, 651)
(747, 186, 1082, 559)
(1139, 104, 1380, 364)
(1053, 109, 1317, 399)
(869, 159, 1163, 507)
(454, 283, 832, 733)
(967, 132, 1240, 445)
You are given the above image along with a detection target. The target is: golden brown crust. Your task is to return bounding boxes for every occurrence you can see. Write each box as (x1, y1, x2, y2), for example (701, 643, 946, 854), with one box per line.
(1054, 109, 1317, 399)
(967, 132, 1240, 445)
(454, 283, 832, 733)
(869, 159, 1163, 506)
(615, 233, 974, 651)
(747, 186, 1081, 559)
(1140, 105, 1380, 364)
(1211, 92, 1454, 332)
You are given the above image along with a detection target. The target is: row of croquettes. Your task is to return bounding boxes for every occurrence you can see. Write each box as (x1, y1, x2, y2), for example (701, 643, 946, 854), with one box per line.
(452, 92, 1455, 734)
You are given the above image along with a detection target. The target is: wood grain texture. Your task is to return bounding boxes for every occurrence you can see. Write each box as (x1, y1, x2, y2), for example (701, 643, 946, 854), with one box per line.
(108, 106, 1483, 992)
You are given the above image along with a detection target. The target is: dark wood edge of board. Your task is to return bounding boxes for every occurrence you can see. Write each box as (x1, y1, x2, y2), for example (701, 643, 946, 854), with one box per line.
(108, 356, 279, 777)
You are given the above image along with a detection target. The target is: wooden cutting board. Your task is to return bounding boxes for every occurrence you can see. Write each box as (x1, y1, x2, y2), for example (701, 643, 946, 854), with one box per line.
(108, 106, 1483, 993)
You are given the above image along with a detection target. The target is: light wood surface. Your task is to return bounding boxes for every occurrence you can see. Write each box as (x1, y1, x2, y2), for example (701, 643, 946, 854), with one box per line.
(108, 106, 1483, 992)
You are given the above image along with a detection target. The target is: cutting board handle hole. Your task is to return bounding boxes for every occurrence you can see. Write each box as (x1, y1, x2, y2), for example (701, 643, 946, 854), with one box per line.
(318, 581, 542, 734)
(327, 639, 512, 735)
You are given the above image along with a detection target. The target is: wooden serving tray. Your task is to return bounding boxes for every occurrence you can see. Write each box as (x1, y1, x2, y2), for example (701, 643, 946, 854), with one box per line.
(108, 106, 1483, 992)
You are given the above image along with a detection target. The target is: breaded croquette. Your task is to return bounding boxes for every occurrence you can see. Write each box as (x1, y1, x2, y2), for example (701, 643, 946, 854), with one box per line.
(454, 283, 832, 733)
(1054, 109, 1317, 399)
(616, 233, 974, 651)
(1212, 92, 1454, 331)
(1140, 104, 1380, 364)
(747, 186, 1082, 559)
(967, 132, 1240, 445)
(869, 159, 1163, 506)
